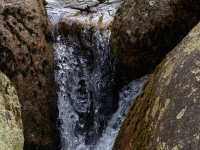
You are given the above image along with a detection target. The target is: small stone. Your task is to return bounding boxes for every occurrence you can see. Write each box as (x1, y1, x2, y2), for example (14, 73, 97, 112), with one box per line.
(149, 0, 156, 6)
(176, 107, 187, 120)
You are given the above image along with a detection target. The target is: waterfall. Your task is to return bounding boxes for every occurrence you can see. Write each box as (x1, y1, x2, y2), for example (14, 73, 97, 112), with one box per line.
(46, 0, 147, 149)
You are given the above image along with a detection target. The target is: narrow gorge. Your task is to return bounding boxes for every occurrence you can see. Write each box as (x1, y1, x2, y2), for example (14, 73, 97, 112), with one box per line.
(46, 0, 147, 149)
(1, 0, 200, 150)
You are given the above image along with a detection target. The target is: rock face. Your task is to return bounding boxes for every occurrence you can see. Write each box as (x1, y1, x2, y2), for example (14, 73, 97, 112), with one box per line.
(111, 0, 200, 80)
(113, 22, 200, 150)
(0, 72, 24, 150)
(0, 0, 57, 149)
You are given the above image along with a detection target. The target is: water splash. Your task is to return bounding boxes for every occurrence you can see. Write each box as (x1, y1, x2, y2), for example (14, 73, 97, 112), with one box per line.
(94, 76, 147, 150)
(53, 28, 117, 149)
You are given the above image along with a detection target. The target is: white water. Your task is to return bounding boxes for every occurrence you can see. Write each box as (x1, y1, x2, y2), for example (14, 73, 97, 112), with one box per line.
(94, 77, 147, 150)
(46, 1, 148, 149)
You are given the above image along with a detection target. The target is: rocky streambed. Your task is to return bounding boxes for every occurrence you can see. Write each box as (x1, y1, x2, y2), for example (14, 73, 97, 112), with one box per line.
(0, 0, 200, 150)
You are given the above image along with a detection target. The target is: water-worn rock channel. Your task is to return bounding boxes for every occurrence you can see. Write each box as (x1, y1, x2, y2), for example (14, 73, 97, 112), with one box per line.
(46, 0, 147, 149)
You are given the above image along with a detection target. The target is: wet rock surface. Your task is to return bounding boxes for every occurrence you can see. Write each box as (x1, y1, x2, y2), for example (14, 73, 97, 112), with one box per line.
(113, 22, 200, 150)
(46, 0, 125, 149)
(111, 0, 200, 81)
(54, 28, 118, 147)
(0, 0, 57, 149)
(47, 0, 121, 27)
(0, 72, 24, 150)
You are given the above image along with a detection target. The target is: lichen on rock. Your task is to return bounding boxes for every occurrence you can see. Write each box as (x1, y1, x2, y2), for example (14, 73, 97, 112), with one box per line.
(113, 22, 200, 150)
(0, 0, 58, 149)
(0, 72, 24, 150)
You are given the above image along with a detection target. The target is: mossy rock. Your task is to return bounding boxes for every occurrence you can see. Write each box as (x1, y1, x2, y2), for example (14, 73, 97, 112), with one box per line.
(0, 72, 24, 150)
(114, 22, 200, 150)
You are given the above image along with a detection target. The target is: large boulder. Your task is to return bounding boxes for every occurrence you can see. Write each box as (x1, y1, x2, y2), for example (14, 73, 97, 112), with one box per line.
(114, 22, 200, 150)
(0, 72, 24, 150)
(111, 0, 200, 80)
(0, 0, 58, 149)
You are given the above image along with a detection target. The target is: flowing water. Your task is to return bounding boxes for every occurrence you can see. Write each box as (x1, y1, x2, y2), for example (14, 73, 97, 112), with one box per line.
(46, 0, 147, 149)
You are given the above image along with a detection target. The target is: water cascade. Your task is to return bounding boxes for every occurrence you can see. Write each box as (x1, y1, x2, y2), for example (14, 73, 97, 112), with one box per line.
(46, 0, 147, 149)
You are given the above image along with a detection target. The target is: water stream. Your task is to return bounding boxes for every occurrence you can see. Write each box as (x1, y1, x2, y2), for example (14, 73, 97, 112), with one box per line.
(46, 1, 147, 149)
